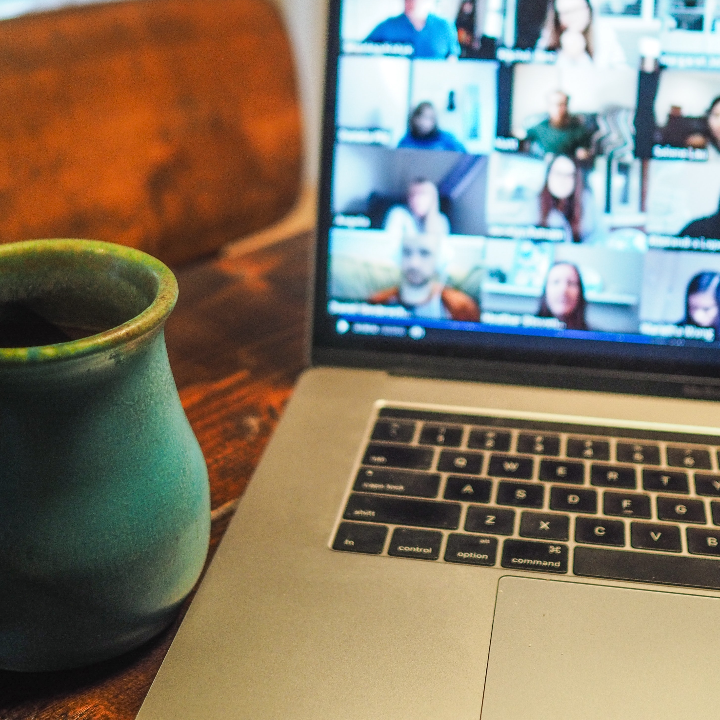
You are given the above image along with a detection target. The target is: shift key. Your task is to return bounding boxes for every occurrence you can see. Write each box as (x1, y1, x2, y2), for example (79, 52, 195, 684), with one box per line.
(363, 443, 434, 470)
(344, 493, 461, 529)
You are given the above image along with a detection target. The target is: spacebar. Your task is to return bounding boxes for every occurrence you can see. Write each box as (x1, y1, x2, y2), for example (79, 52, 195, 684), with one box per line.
(574, 547, 720, 590)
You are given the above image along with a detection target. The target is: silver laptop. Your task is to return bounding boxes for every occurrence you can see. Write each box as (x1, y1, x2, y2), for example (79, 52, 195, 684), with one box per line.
(138, 1, 720, 717)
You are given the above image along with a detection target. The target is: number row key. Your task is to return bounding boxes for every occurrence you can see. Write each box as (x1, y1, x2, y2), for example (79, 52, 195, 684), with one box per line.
(370, 421, 717, 471)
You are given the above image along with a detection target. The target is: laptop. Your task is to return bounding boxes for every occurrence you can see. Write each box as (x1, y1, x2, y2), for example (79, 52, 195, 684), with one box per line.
(137, 1, 720, 717)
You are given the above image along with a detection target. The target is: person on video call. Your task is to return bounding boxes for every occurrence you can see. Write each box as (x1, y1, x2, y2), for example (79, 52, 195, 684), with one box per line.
(398, 102, 466, 152)
(537, 155, 599, 243)
(384, 178, 451, 241)
(678, 272, 720, 328)
(537, 261, 589, 330)
(686, 96, 720, 159)
(680, 197, 720, 239)
(455, 0, 496, 58)
(369, 232, 480, 321)
(535, 0, 625, 67)
(524, 91, 592, 160)
(456, 1, 476, 52)
(364, 0, 461, 58)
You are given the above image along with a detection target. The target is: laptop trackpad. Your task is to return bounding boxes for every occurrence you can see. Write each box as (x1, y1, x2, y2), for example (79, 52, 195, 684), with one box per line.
(481, 576, 720, 719)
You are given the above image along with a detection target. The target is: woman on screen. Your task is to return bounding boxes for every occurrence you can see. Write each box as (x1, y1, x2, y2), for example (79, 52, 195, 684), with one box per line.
(680, 196, 720, 240)
(537, 261, 589, 331)
(537, 0, 594, 61)
(678, 272, 720, 328)
(384, 178, 451, 241)
(535, 0, 625, 67)
(686, 96, 720, 159)
(398, 102, 466, 152)
(456, 1, 476, 53)
(537, 155, 598, 243)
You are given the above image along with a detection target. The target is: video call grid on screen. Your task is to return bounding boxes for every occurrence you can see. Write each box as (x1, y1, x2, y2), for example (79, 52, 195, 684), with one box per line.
(325, 0, 720, 349)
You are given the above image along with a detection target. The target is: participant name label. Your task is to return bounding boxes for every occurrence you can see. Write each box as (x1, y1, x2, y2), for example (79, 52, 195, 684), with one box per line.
(661, 53, 720, 69)
(328, 300, 410, 318)
(489, 225, 565, 242)
(494, 136, 520, 152)
(640, 322, 715, 343)
(652, 145, 708, 161)
(482, 312, 564, 330)
(343, 41, 413, 56)
(496, 48, 555, 64)
(334, 214, 371, 229)
(649, 235, 720, 252)
(337, 128, 392, 146)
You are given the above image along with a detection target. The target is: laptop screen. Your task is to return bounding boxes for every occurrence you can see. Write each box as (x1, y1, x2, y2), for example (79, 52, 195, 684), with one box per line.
(313, 0, 720, 381)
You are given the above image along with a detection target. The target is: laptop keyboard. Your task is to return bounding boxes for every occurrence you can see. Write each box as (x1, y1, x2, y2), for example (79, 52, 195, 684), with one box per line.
(332, 406, 720, 591)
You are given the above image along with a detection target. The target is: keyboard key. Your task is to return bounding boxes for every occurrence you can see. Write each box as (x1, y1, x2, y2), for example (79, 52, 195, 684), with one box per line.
(603, 492, 651, 519)
(519, 512, 570, 541)
(501, 539, 568, 573)
(566, 437, 610, 460)
(516, 433, 560, 456)
(574, 546, 720, 590)
(363, 444, 434, 471)
(631, 522, 681, 552)
(687, 528, 720, 557)
(467, 429, 511, 452)
(642, 469, 689, 494)
(371, 420, 415, 443)
(656, 497, 706, 524)
(465, 506, 515, 535)
(713, 501, 720, 526)
(487, 454, 534, 480)
(419, 424, 463, 447)
(575, 516, 625, 546)
(443, 476, 492, 503)
(437, 450, 484, 475)
(616, 442, 661, 465)
(539, 460, 584, 485)
(387, 528, 442, 560)
(550, 486, 597, 513)
(343, 494, 461, 530)
(496, 481, 544, 508)
(444, 533, 498, 566)
(333, 522, 388, 554)
(590, 464, 636, 489)
(695, 473, 720, 497)
(666, 447, 712, 470)
(354, 468, 440, 498)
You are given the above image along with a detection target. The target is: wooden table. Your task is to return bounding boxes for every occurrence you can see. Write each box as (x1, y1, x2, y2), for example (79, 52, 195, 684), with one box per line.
(0, 229, 312, 719)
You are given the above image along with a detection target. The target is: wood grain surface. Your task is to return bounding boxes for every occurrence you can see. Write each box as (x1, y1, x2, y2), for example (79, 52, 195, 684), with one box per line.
(0, 0, 302, 266)
(0, 229, 312, 720)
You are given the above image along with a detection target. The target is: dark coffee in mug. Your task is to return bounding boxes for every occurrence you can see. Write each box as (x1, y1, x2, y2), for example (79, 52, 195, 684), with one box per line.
(0, 302, 111, 348)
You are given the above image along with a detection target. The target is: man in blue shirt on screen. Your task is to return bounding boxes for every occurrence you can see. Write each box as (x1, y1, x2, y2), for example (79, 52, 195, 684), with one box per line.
(364, 0, 461, 59)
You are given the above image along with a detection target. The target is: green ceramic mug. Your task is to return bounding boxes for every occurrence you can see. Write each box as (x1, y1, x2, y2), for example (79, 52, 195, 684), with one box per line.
(0, 239, 210, 672)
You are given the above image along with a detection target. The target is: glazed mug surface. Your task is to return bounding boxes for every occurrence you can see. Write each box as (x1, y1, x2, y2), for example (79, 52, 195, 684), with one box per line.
(0, 239, 210, 672)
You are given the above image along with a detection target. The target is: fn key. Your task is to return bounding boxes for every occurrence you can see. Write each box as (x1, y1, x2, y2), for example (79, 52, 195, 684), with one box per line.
(333, 522, 387, 554)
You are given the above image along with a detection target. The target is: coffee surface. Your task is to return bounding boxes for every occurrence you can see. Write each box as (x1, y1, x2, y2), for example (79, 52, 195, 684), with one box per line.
(0, 302, 105, 348)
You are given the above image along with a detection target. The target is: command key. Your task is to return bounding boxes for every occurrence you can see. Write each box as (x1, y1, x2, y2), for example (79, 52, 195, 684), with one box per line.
(501, 539, 568, 573)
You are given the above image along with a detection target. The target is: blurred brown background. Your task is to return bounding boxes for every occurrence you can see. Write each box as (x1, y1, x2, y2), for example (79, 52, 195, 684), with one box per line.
(0, 0, 303, 266)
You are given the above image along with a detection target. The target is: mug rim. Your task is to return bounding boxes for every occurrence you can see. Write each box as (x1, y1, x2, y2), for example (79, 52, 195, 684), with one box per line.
(0, 239, 178, 364)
